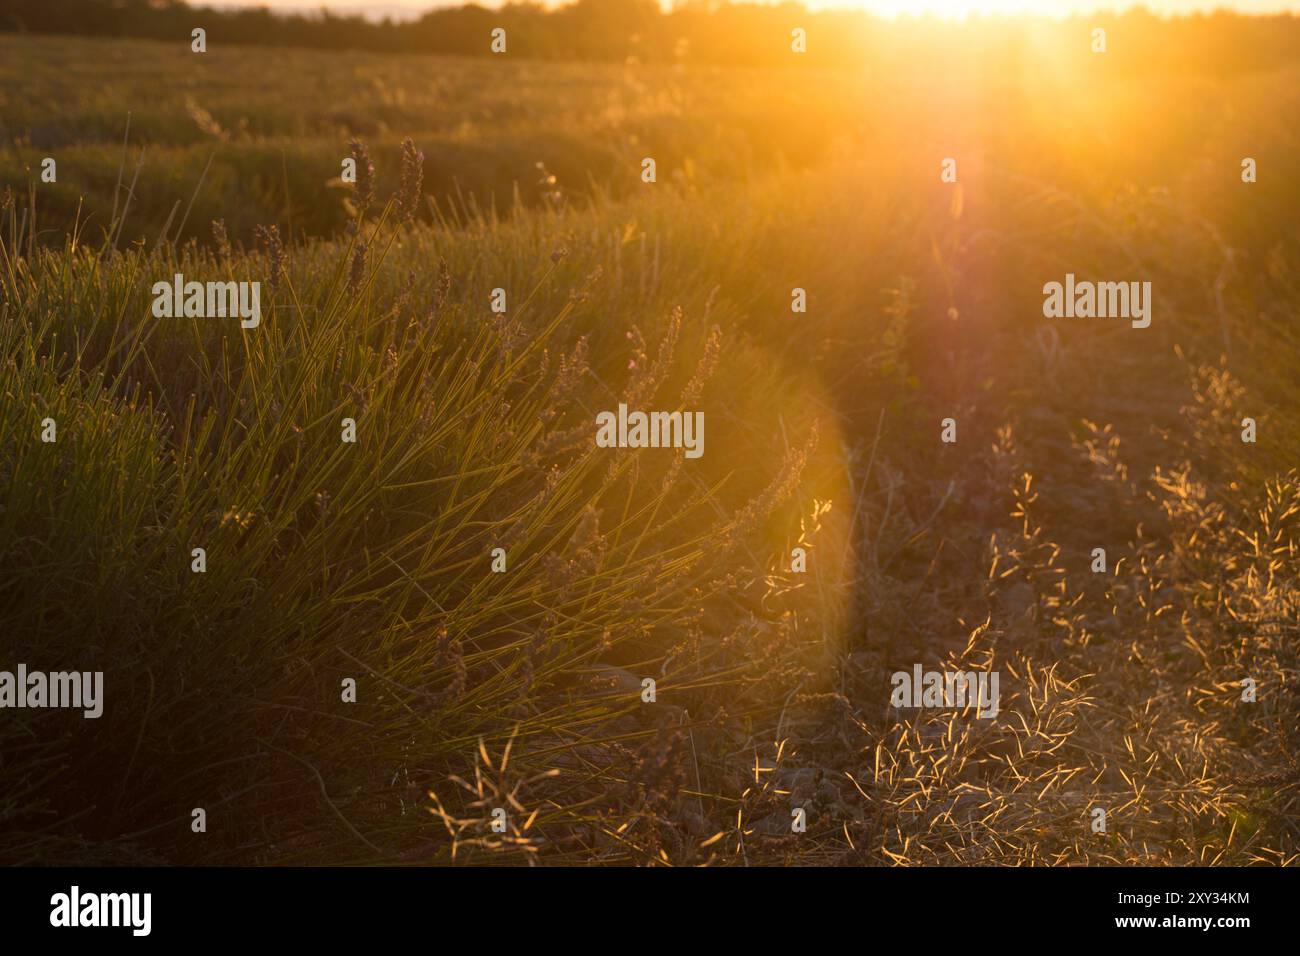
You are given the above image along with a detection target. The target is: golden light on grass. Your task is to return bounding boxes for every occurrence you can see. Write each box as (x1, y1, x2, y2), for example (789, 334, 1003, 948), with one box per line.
(1, 4, 1298, 869)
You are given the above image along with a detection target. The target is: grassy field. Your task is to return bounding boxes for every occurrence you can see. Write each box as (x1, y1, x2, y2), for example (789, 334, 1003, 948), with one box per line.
(1, 28, 1298, 865)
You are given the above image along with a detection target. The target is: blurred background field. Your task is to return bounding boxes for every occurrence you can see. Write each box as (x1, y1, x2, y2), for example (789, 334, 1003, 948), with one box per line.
(0, 8, 1297, 865)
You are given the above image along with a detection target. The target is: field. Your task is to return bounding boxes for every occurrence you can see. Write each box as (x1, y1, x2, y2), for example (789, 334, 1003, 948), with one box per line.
(1, 27, 1298, 866)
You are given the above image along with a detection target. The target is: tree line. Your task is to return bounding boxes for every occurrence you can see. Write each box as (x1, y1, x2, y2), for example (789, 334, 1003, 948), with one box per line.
(5, 0, 1300, 73)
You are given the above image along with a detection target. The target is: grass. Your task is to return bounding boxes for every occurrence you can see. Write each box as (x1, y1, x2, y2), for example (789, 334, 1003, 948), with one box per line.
(0, 29, 1297, 866)
(0, 34, 854, 246)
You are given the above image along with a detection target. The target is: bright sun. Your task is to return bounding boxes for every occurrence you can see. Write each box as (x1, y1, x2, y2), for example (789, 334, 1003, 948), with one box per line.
(811, 1, 1115, 18)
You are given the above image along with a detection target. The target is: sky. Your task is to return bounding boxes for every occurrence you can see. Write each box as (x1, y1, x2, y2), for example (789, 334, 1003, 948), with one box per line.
(207, 0, 1300, 19)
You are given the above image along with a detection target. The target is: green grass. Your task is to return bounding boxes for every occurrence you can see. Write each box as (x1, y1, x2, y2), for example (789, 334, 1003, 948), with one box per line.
(1, 31, 1297, 865)
(0, 34, 855, 247)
